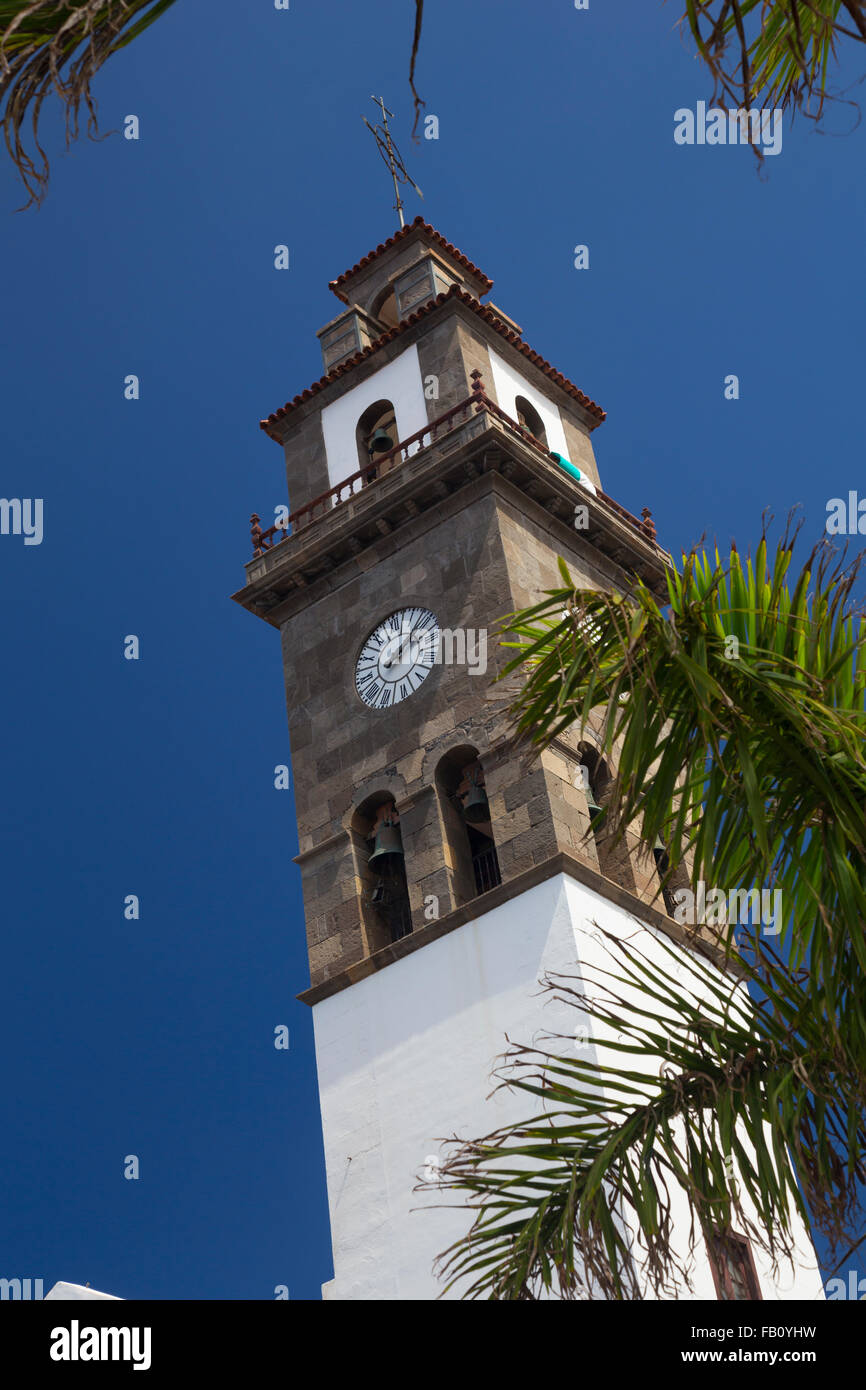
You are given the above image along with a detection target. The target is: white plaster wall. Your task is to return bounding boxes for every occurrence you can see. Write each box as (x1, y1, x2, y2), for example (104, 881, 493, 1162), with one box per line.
(44, 1283, 121, 1300)
(313, 873, 825, 1302)
(320, 344, 428, 490)
(558, 877, 824, 1304)
(487, 348, 569, 459)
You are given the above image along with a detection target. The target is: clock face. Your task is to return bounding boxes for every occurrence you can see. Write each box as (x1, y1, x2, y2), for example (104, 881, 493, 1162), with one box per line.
(355, 607, 440, 708)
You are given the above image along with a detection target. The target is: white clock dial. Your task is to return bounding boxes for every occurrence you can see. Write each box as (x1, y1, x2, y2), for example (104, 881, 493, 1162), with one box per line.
(355, 607, 440, 708)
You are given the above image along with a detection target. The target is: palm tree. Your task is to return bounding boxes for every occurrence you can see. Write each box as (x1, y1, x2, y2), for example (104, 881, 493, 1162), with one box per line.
(0, 1, 179, 206)
(429, 528, 866, 1299)
(4, 3, 866, 205)
(683, 1, 866, 123)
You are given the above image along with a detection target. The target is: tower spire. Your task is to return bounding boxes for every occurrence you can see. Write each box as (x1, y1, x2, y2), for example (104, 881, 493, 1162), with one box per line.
(362, 96, 423, 228)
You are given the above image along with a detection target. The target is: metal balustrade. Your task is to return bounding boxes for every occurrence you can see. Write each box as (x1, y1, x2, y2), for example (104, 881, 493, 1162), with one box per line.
(248, 371, 662, 560)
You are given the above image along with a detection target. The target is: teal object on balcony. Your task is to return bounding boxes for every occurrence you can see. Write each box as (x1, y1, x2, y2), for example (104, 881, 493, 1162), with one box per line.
(550, 451, 583, 482)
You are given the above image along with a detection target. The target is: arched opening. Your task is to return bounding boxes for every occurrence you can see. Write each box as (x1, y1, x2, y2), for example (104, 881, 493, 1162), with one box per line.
(370, 285, 400, 330)
(356, 399, 398, 482)
(574, 740, 643, 891)
(652, 836, 678, 918)
(576, 739, 675, 906)
(649, 831, 692, 920)
(436, 747, 501, 906)
(515, 395, 548, 446)
(352, 793, 412, 950)
(576, 742, 611, 838)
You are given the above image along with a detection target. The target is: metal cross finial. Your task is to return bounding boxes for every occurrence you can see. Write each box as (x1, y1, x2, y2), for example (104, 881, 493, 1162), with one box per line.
(362, 96, 423, 228)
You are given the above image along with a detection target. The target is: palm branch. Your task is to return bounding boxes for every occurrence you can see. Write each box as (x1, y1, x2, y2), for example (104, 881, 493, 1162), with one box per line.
(431, 929, 866, 1299)
(680, 1, 866, 122)
(0, 0, 178, 206)
(4, 4, 866, 206)
(428, 525, 866, 1298)
(502, 527, 866, 1014)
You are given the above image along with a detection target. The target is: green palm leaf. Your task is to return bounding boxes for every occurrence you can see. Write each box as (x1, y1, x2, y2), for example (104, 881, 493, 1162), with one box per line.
(501, 529, 866, 1012)
(428, 526, 866, 1298)
(681, 1, 866, 126)
(429, 930, 866, 1299)
(0, 0, 179, 206)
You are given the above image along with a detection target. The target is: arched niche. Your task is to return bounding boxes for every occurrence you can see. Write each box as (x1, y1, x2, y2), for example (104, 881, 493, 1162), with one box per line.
(515, 394, 548, 446)
(435, 746, 501, 906)
(355, 398, 398, 481)
(369, 285, 400, 330)
(351, 792, 412, 951)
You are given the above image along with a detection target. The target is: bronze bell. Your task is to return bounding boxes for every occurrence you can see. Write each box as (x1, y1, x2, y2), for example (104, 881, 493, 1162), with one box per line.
(368, 426, 394, 455)
(462, 777, 490, 824)
(581, 769, 604, 823)
(368, 818, 404, 871)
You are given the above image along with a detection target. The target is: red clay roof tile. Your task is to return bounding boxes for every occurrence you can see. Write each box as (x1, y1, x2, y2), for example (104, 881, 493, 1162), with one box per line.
(260, 284, 605, 438)
(328, 216, 493, 301)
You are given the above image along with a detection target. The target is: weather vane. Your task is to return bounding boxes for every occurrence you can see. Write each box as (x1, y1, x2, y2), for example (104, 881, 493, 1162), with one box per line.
(362, 96, 423, 229)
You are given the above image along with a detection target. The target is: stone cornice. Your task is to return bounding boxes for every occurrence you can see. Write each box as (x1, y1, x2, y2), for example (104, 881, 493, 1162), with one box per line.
(297, 850, 737, 1006)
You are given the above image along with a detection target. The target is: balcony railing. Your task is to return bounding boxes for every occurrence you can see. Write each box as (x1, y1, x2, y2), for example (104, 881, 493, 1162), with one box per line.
(250, 393, 481, 555)
(249, 370, 660, 557)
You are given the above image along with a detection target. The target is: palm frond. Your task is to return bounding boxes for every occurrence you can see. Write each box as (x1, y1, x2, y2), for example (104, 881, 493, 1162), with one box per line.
(430, 928, 866, 1299)
(680, 0, 866, 126)
(0, 0, 179, 207)
(429, 525, 866, 1299)
(499, 527, 866, 1014)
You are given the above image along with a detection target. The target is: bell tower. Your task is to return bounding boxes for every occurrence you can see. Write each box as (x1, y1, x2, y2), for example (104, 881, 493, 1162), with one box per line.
(232, 218, 824, 1301)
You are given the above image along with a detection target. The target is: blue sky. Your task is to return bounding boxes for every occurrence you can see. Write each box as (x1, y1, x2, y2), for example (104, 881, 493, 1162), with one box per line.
(0, 0, 863, 1300)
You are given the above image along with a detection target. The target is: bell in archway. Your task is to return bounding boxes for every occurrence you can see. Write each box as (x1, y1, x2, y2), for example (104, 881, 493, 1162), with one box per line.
(368, 426, 394, 455)
(652, 835, 669, 870)
(462, 776, 490, 824)
(368, 817, 404, 871)
(581, 769, 604, 824)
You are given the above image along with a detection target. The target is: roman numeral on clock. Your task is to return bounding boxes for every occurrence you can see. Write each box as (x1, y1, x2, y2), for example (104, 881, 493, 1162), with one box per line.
(356, 608, 441, 706)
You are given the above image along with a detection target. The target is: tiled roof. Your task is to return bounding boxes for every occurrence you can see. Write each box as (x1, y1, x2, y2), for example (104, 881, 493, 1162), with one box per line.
(328, 216, 494, 300)
(260, 285, 606, 438)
